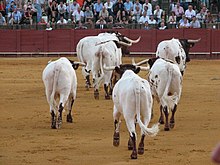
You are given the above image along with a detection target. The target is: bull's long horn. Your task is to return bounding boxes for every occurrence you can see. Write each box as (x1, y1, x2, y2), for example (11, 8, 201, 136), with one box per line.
(136, 59, 149, 66)
(74, 61, 86, 66)
(117, 41, 132, 47)
(103, 64, 116, 71)
(187, 38, 201, 43)
(138, 66, 150, 71)
(123, 36, 141, 43)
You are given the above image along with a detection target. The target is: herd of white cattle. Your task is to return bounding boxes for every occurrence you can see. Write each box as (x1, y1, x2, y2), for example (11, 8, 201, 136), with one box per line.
(42, 32, 200, 159)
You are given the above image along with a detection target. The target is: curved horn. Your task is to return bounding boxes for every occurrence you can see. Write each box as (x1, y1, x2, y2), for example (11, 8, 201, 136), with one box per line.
(117, 41, 132, 47)
(103, 64, 116, 71)
(138, 66, 150, 71)
(123, 36, 141, 43)
(135, 59, 149, 66)
(187, 38, 201, 43)
(74, 61, 86, 66)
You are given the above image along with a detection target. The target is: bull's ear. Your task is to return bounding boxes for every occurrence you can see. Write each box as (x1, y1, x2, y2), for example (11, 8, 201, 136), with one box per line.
(68, 59, 74, 64)
(115, 66, 122, 74)
(175, 56, 181, 64)
(190, 43, 195, 48)
(134, 67, 141, 74)
(72, 64, 79, 70)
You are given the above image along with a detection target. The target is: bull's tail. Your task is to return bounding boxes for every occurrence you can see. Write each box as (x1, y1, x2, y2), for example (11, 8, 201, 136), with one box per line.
(135, 80, 159, 137)
(162, 65, 178, 110)
(50, 64, 60, 111)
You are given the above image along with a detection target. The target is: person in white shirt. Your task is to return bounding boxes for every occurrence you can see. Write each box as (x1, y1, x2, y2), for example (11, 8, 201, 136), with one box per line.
(142, 0, 152, 14)
(185, 5, 196, 21)
(148, 14, 157, 24)
(179, 17, 190, 28)
(58, 1, 67, 19)
(158, 21, 167, 30)
(138, 11, 149, 24)
(153, 5, 163, 23)
(104, 0, 114, 16)
(57, 15, 67, 24)
(72, 6, 84, 23)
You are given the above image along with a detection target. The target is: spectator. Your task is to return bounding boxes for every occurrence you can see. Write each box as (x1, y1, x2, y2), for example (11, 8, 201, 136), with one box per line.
(95, 16, 107, 29)
(138, 11, 149, 24)
(190, 15, 201, 28)
(172, 2, 184, 23)
(115, 10, 122, 23)
(0, 12, 6, 25)
(185, 5, 196, 21)
(93, 0, 103, 21)
(168, 11, 176, 25)
(124, 0, 133, 16)
(7, 1, 16, 22)
(121, 16, 128, 25)
(51, 0, 58, 20)
(84, 6, 93, 23)
(23, 7, 33, 24)
(142, 5, 151, 16)
(57, 15, 67, 24)
(75, 20, 87, 29)
(107, 15, 114, 24)
(84, 18, 94, 28)
(142, 0, 152, 14)
(57, 1, 66, 19)
(33, 0, 42, 23)
(104, 0, 114, 16)
(216, 11, 220, 22)
(46, 22, 52, 30)
(133, 0, 142, 14)
(143, 21, 151, 30)
(179, 17, 190, 28)
(204, 10, 214, 23)
(148, 14, 156, 24)
(38, 17, 47, 24)
(82, 0, 93, 11)
(196, 9, 206, 24)
(113, 0, 124, 17)
(99, 6, 109, 21)
(158, 21, 167, 30)
(70, 0, 80, 14)
(72, 6, 84, 24)
(8, 7, 22, 25)
(132, 5, 141, 23)
(153, 5, 163, 23)
(0, 1, 6, 16)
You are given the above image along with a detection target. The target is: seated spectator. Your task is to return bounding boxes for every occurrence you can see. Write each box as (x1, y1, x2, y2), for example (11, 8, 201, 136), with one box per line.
(124, 0, 133, 16)
(69, 0, 79, 18)
(179, 17, 190, 28)
(95, 16, 107, 29)
(0, 1, 6, 16)
(143, 21, 151, 30)
(148, 14, 157, 24)
(38, 17, 47, 24)
(104, 0, 114, 16)
(0, 12, 6, 25)
(82, 0, 93, 11)
(23, 7, 33, 24)
(94, 0, 103, 21)
(204, 11, 214, 23)
(138, 11, 149, 24)
(8, 7, 22, 25)
(107, 15, 114, 25)
(46, 22, 52, 30)
(57, 15, 67, 24)
(58, 1, 66, 19)
(153, 5, 163, 23)
(190, 16, 201, 28)
(142, 5, 152, 16)
(168, 11, 176, 25)
(172, 2, 184, 23)
(72, 6, 84, 24)
(142, 0, 152, 14)
(84, 6, 93, 23)
(132, 5, 141, 23)
(75, 21, 87, 29)
(99, 6, 109, 21)
(84, 18, 94, 28)
(158, 21, 167, 30)
(115, 10, 122, 23)
(196, 9, 206, 24)
(178, 14, 186, 26)
(121, 16, 128, 25)
(185, 5, 196, 22)
(7, 1, 16, 22)
(216, 11, 220, 22)
(133, 0, 142, 14)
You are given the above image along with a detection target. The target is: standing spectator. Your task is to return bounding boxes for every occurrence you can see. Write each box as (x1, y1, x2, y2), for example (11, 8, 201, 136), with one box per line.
(168, 11, 176, 25)
(142, 0, 152, 14)
(72, 6, 84, 23)
(57, 15, 67, 24)
(84, 6, 93, 23)
(93, 0, 103, 22)
(104, 0, 114, 17)
(0, 12, 6, 25)
(99, 6, 109, 21)
(57, 1, 66, 19)
(190, 15, 201, 28)
(179, 17, 190, 28)
(138, 11, 149, 24)
(8, 7, 22, 25)
(172, 2, 184, 23)
(153, 5, 163, 23)
(123, 0, 133, 16)
(185, 4, 196, 22)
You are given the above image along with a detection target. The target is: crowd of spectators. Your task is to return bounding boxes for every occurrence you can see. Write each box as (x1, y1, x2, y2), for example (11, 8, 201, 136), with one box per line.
(0, 0, 220, 30)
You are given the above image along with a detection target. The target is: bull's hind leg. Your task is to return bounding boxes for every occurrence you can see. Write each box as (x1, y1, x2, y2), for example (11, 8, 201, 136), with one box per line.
(113, 106, 121, 147)
(163, 106, 170, 131)
(159, 105, 165, 124)
(50, 108, 56, 129)
(66, 97, 74, 123)
(104, 84, 110, 100)
(57, 103, 64, 128)
(170, 104, 177, 129)
(138, 135, 145, 155)
(130, 133, 137, 159)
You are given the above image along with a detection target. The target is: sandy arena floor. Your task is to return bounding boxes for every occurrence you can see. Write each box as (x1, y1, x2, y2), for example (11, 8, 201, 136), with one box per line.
(0, 57, 220, 165)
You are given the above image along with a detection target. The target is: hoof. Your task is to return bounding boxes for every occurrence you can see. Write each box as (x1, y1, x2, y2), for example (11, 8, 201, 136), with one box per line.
(164, 127, 170, 131)
(51, 125, 56, 129)
(138, 147, 144, 155)
(94, 95, 99, 100)
(169, 122, 175, 129)
(66, 114, 73, 123)
(130, 151, 137, 159)
(94, 90, 99, 100)
(105, 95, 110, 100)
(113, 132, 120, 147)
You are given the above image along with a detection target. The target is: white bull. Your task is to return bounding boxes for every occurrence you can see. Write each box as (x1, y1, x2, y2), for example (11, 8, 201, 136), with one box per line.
(155, 38, 200, 75)
(148, 58, 183, 131)
(76, 32, 140, 99)
(104, 64, 159, 159)
(42, 57, 84, 129)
